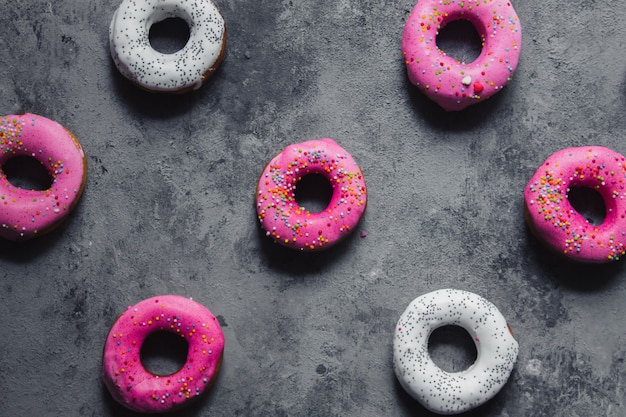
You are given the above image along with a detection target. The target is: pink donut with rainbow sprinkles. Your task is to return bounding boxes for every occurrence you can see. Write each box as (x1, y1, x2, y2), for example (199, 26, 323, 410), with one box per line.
(524, 146, 626, 263)
(102, 295, 225, 413)
(256, 138, 367, 251)
(0, 114, 87, 240)
(402, 0, 522, 111)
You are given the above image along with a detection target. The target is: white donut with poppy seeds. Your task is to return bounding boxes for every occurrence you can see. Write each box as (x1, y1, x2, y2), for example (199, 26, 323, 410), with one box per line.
(109, 0, 226, 93)
(393, 289, 518, 415)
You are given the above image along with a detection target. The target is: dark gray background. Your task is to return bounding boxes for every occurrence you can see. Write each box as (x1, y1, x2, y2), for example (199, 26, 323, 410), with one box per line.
(0, 0, 624, 416)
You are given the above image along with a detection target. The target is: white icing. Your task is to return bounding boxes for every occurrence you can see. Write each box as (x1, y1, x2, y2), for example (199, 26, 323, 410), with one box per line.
(393, 289, 519, 415)
(109, 0, 225, 92)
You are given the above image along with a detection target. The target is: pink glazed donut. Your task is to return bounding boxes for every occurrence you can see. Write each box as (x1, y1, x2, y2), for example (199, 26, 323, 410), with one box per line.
(102, 295, 225, 413)
(524, 146, 626, 262)
(256, 138, 367, 251)
(402, 0, 522, 111)
(0, 114, 87, 240)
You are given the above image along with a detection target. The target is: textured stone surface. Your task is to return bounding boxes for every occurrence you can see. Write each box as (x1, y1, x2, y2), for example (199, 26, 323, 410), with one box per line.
(0, 0, 625, 416)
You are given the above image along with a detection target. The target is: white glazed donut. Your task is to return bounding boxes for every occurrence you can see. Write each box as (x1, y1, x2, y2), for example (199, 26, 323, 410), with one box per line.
(109, 0, 226, 93)
(393, 289, 518, 415)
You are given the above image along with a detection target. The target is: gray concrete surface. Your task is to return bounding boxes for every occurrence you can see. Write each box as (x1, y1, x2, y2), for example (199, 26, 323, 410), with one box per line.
(0, 0, 625, 416)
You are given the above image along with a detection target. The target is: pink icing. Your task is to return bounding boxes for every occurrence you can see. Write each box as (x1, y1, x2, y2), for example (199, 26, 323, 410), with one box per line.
(524, 146, 626, 263)
(0, 114, 87, 240)
(402, 0, 522, 111)
(102, 295, 225, 413)
(256, 138, 367, 251)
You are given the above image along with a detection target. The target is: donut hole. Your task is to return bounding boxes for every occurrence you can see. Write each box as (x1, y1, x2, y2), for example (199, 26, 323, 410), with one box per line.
(567, 186, 606, 225)
(149, 17, 191, 54)
(140, 331, 189, 376)
(295, 174, 333, 213)
(428, 325, 478, 373)
(436, 19, 483, 63)
(2, 155, 53, 191)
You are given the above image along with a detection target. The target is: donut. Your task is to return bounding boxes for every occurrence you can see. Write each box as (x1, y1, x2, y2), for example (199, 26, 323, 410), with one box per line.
(102, 295, 225, 413)
(256, 138, 367, 251)
(524, 146, 626, 263)
(0, 114, 87, 241)
(109, 0, 226, 93)
(402, 0, 522, 111)
(393, 289, 518, 415)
